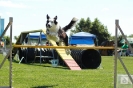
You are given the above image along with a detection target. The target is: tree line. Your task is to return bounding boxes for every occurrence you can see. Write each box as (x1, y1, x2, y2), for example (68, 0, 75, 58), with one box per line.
(70, 17, 133, 46)
(2, 17, 133, 46)
(70, 17, 111, 45)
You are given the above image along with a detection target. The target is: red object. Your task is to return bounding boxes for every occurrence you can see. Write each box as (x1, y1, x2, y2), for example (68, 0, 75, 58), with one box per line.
(63, 59, 81, 70)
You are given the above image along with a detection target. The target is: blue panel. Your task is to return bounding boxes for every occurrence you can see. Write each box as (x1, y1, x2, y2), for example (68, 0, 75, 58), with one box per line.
(71, 32, 96, 38)
(29, 34, 46, 39)
(0, 19, 4, 36)
(69, 37, 94, 45)
(69, 32, 96, 45)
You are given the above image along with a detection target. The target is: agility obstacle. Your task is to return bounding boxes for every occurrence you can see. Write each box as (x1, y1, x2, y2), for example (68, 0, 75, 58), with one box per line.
(12, 44, 114, 70)
(11, 28, 110, 70)
(12, 45, 115, 49)
(113, 20, 133, 88)
(12, 30, 115, 70)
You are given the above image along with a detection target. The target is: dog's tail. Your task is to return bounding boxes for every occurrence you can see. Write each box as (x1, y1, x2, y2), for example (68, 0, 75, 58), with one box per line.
(62, 17, 78, 32)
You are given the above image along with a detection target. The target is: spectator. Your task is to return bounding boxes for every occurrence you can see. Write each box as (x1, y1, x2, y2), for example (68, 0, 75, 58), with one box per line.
(121, 42, 129, 56)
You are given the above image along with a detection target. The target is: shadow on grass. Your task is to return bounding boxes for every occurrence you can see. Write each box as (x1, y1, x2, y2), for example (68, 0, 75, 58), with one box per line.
(31, 63, 69, 70)
(12, 59, 69, 70)
(32, 84, 58, 88)
(11, 56, 69, 70)
(12, 59, 19, 63)
(42, 65, 69, 70)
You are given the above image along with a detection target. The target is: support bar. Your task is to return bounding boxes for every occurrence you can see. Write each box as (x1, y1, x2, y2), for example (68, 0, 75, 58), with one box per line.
(12, 45, 115, 49)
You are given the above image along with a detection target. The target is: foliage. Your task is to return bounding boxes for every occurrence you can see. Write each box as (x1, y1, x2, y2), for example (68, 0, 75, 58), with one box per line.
(70, 18, 111, 45)
(128, 34, 133, 37)
(1, 36, 19, 45)
(70, 17, 92, 35)
(111, 35, 123, 47)
(3, 36, 10, 45)
(91, 18, 111, 45)
(0, 55, 133, 88)
(14, 36, 19, 41)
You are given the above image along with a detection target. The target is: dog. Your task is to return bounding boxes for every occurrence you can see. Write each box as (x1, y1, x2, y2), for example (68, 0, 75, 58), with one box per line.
(46, 14, 78, 54)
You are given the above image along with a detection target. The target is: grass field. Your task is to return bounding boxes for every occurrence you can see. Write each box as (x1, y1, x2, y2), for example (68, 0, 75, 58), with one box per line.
(0, 54, 133, 88)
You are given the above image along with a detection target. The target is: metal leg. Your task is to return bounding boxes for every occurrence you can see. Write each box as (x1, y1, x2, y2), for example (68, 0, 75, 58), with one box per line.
(19, 57, 24, 64)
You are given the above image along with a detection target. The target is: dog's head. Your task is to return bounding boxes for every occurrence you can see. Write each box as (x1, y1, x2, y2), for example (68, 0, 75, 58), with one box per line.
(46, 14, 58, 29)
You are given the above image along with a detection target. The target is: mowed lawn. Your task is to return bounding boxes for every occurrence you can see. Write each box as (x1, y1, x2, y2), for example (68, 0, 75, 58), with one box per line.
(0, 54, 133, 88)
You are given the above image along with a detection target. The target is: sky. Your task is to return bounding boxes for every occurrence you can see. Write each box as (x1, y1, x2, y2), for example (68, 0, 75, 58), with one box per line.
(0, 0, 133, 42)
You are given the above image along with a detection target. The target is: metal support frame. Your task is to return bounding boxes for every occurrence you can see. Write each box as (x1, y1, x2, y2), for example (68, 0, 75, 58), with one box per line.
(0, 17, 13, 88)
(39, 31, 42, 64)
(114, 20, 133, 88)
(9, 17, 13, 88)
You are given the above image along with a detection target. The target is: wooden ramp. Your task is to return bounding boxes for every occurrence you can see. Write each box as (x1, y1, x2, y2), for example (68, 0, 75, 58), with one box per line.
(42, 30, 81, 70)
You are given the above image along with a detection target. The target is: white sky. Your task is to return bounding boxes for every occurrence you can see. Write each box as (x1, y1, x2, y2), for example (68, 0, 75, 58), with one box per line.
(0, 0, 133, 42)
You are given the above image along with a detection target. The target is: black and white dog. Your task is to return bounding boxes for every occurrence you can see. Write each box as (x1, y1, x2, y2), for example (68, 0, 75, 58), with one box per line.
(46, 14, 78, 54)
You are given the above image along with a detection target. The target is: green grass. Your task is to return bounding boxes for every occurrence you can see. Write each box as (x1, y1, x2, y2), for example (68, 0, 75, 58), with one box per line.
(0, 54, 133, 88)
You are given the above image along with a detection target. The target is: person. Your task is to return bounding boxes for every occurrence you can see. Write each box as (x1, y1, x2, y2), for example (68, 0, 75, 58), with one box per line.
(121, 42, 129, 56)
(122, 42, 128, 49)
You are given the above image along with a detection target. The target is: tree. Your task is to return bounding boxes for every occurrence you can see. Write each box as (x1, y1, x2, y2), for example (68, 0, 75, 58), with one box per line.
(70, 17, 111, 45)
(14, 36, 19, 41)
(1, 36, 19, 45)
(70, 17, 92, 36)
(3, 36, 10, 45)
(128, 34, 133, 37)
(90, 18, 111, 45)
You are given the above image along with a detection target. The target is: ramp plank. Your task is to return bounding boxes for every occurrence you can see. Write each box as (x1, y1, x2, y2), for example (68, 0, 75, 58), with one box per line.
(42, 30, 81, 70)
